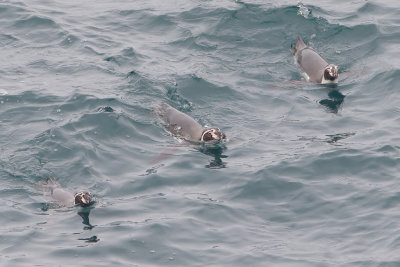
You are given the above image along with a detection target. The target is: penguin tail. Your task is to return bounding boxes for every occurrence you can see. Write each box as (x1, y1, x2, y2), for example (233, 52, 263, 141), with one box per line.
(291, 36, 307, 55)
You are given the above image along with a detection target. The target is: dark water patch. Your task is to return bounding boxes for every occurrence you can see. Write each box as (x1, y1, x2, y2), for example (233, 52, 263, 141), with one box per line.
(109, 9, 177, 36)
(0, 33, 19, 46)
(137, 13, 177, 34)
(8, 14, 66, 45)
(26, 53, 117, 79)
(232, 168, 303, 202)
(173, 74, 238, 104)
(325, 132, 355, 145)
(12, 15, 58, 29)
(104, 47, 145, 67)
(118, 8, 152, 17)
(78, 235, 99, 243)
(30, 113, 157, 181)
(180, 5, 274, 47)
(128, 73, 177, 102)
(27, 59, 54, 71)
(168, 33, 218, 52)
(0, 92, 62, 126)
(57, 94, 121, 114)
(0, 4, 28, 22)
(319, 89, 345, 113)
(328, 24, 379, 67)
(97, 106, 114, 113)
(381, 192, 400, 210)
(126, 70, 139, 78)
(333, 23, 379, 45)
(1, 92, 156, 187)
(357, 2, 390, 16)
(165, 85, 193, 112)
(373, 69, 400, 93)
(81, 43, 107, 57)
(302, 149, 398, 182)
(376, 145, 398, 154)
(352, 69, 400, 119)
(177, 5, 298, 51)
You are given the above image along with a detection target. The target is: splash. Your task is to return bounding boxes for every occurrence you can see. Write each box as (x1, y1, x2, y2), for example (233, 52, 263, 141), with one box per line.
(297, 2, 311, 19)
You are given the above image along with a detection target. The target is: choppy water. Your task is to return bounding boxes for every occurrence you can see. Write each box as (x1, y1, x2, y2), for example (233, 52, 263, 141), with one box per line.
(1, 0, 400, 266)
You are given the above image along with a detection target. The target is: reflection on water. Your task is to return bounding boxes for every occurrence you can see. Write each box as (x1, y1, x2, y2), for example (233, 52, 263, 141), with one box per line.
(78, 235, 100, 243)
(319, 89, 345, 113)
(77, 208, 99, 244)
(40, 203, 50, 211)
(148, 141, 228, 169)
(326, 132, 355, 144)
(198, 144, 227, 169)
(78, 208, 95, 230)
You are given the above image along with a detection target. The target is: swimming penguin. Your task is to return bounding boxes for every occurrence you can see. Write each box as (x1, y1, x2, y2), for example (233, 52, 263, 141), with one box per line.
(154, 103, 226, 143)
(291, 37, 339, 84)
(37, 178, 93, 207)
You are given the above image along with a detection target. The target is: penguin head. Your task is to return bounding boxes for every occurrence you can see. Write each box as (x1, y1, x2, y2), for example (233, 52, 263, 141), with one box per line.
(323, 64, 339, 82)
(201, 128, 226, 142)
(74, 192, 93, 207)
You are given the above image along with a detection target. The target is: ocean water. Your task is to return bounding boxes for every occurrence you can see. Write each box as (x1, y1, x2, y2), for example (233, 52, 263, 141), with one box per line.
(1, 0, 400, 266)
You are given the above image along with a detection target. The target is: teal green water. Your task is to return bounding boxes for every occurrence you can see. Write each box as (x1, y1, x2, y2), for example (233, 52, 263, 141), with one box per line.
(1, 0, 400, 266)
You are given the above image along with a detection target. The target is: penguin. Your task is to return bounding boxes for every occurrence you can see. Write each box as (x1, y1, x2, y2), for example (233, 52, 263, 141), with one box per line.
(37, 178, 93, 207)
(291, 37, 339, 84)
(154, 103, 226, 143)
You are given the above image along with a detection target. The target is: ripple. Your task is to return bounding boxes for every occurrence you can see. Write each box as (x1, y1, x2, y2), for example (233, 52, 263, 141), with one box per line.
(1, 0, 400, 266)
(12, 15, 58, 29)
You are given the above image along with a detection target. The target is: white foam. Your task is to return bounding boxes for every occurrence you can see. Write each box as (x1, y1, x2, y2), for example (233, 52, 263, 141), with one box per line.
(297, 2, 311, 19)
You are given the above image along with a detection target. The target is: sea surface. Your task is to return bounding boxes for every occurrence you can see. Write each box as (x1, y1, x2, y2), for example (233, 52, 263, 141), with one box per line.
(1, 0, 400, 266)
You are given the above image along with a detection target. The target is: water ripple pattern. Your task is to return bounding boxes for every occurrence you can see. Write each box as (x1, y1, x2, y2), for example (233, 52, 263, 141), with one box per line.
(1, 0, 400, 266)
